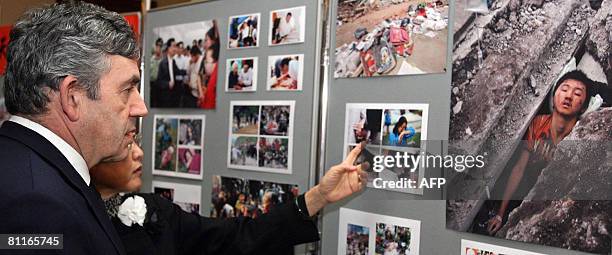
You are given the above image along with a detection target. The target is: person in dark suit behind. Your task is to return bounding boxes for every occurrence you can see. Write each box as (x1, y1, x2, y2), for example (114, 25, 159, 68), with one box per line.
(90, 135, 369, 255)
(155, 38, 186, 108)
(0, 2, 148, 255)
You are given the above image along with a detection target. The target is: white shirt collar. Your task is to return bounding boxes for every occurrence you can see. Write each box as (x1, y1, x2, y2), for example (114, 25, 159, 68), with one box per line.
(9, 115, 91, 185)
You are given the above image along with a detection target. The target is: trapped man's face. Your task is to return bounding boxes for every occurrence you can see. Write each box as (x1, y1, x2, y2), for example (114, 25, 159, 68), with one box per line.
(553, 79, 587, 117)
(84, 55, 148, 163)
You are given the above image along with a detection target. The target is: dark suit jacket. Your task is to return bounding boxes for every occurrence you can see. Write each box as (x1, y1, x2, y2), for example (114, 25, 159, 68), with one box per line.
(0, 121, 126, 255)
(156, 56, 186, 90)
(114, 193, 319, 255)
(155, 56, 187, 108)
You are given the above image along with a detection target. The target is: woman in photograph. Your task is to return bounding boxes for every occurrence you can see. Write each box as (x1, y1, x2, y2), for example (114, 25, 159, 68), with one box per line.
(388, 116, 415, 146)
(185, 46, 204, 108)
(91, 133, 369, 255)
(198, 24, 219, 109)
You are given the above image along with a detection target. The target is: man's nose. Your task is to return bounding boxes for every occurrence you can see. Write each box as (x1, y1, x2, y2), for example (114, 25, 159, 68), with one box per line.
(130, 91, 149, 117)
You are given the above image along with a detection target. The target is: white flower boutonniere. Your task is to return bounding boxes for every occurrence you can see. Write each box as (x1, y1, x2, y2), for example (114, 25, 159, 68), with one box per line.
(118, 195, 147, 227)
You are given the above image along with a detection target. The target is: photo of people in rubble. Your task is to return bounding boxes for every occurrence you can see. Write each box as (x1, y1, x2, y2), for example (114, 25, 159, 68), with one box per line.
(334, 0, 449, 78)
(150, 20, 220, 109)
(228, 101, 294, 173)
(228, 13, 259, 49)
(269, 6, 306, 46)
(446, 0, 612, 254)
(210, 175, 299, 219)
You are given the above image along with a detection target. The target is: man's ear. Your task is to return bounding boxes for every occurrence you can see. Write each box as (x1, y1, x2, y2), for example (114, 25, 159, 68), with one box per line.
(58, 75, 82, 122)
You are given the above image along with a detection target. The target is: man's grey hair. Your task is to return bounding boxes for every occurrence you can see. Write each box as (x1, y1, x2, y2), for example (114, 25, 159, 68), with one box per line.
(4, 2, 140, 115)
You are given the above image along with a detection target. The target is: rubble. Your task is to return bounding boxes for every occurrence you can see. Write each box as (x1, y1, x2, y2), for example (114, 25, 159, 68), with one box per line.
(447, 1, 608, 244)
(585, 0, 612, 85)
(497, 108, 612, 253)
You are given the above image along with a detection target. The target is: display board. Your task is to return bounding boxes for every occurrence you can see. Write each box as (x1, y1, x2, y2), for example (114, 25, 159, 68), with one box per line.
(318, 0, 602, 255)
(141, 0, 323, 254)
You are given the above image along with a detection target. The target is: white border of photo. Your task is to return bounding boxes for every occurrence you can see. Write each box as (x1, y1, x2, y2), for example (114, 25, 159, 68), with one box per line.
(227, 100, 295, 174)
(152, 114, 205, 180)
(268, 6, 306, 46)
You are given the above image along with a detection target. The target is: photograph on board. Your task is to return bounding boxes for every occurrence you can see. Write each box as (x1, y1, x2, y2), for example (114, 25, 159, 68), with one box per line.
(228, 101, 295, 174)
(210, 175, 298, 218)
(338, 208, 421, 255)
(228, 13, 260, 49)
(446, 0, 612, 253)
(334, 1, 448, 78)
(267, 54, 304, 91)
(226, 57, 258, 92)
(153, 115, 205, 180)
(150, 20, 220, 109)
(269, 6, 306, 46)
(153, 181, 202, 215)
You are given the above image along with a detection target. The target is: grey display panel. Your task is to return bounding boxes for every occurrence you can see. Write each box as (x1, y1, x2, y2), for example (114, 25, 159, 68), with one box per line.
(142, 0, 322, 254)
(319, 1, 598, 255)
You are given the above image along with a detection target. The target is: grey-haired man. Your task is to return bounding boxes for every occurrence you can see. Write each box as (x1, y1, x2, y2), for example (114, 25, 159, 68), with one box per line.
(0, 2, 146, 254)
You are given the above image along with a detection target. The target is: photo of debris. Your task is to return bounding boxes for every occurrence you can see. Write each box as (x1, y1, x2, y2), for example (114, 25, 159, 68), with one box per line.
(446, 0, 612, 254)
(334, 0, 449, 78)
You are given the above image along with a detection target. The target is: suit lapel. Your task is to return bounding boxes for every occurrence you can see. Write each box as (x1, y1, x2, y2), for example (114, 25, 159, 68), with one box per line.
(0, 122, 126, 255)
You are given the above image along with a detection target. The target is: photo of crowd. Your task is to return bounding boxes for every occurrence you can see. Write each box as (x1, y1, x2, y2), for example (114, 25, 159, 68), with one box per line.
(154, 117, 178, 172)
(375, 222, 412, 255)
(344, 104, 428, 194)
(153, 181, 201, 215)
(346, 223, 369, 255)
(269, 6, 306, 46)
(226, 57, 257, 92)
(260, 105, 291, 136)
(232, 105, 260, 135)
(334, 0, 449, 78)
(258, 138, 288, 169)
(228, 13, 259, 49)
(150, 20, 220, 109)
(267, 54, 304, 91)
(230, 136, 258, 167)
(339, 208, 421, 255)
(153, 115, 205, 179)
(228, 101, 294, 173)
(210, 175, 298, 219)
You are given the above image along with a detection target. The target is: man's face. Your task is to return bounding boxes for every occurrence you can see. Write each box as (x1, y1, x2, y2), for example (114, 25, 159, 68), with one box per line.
(553, 78, 587, 117)
(281, 64, 289, 74)
(285, 15, 291, 22)
(243, 64, 249, 72)
(84, 55, 148, 163)
(168, 42, 177, 57)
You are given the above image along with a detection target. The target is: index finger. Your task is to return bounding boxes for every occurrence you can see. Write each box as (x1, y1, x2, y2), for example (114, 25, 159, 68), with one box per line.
(344, 142, 365, 165)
